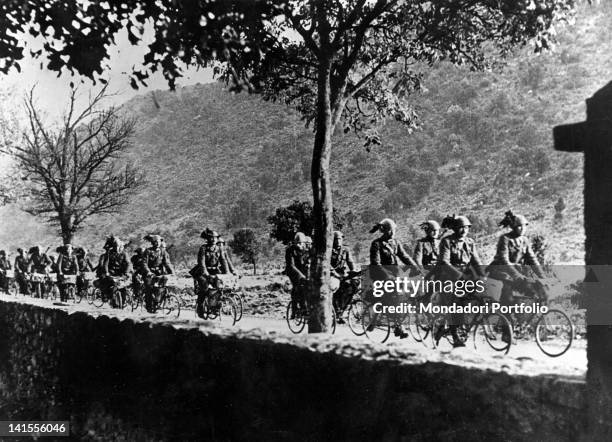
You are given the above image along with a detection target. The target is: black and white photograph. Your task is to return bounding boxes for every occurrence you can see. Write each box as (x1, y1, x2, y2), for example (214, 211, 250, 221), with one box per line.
(0, 0, 609, 440)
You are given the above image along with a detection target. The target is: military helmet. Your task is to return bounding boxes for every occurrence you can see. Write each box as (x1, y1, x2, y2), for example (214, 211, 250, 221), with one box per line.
(28, 246, 40, 255)
(421, 220, 440, 231)
(103, 236, 117, 250)
(200, 228, 219, 239)
(333, 231, 343, 240)
(380, 218, 396, 231)
(17, 248, 23, 254)
(0, 250, 4, 256)
(512, 214, 528, 227)
(454, 216, 472, 228)
(305, 236, 312, 244)
(144, 234, 161, 244)
(294, 232, 307, 244)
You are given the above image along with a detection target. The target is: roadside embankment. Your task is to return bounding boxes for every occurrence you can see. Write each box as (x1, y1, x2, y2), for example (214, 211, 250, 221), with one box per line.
(0, 296, 585, 441)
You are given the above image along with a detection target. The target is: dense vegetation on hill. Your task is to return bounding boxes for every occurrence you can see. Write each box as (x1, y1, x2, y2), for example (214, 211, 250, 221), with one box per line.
(2, 2, 611, 266)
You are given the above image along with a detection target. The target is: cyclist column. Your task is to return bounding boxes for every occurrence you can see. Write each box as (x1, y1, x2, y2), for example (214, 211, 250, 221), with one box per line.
(142, 234, 174, 313)
(191, 229, 228, 318)
(57, 244, 79, 302)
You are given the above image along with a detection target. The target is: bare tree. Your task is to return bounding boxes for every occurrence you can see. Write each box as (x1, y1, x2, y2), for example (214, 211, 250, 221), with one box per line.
(5, 86, 144, 244)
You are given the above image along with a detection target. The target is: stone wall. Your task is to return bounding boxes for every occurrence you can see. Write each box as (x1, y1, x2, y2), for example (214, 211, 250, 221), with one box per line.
(0, 298, 586, 441)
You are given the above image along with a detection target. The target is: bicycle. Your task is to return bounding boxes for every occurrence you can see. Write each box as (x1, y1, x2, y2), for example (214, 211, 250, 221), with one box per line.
(1, 269, 18, 295)
(285, 299, 337, 334)
(499, 278, 574, 357)
(58, 274, 78, 303)
(430, 292, 513, 354)
(360, 295, 414, 344)
(214, 274, 244, 322)
(146, 275, 180, 318)
(29, 272, 58, 299)
(333, 271, 362, 329)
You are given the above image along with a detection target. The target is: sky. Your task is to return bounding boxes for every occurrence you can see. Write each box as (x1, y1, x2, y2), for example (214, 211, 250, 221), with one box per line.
(0, 28, 216, 123)
(0, 27, 216, 172)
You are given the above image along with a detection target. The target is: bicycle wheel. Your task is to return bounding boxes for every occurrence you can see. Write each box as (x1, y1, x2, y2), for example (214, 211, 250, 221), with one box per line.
(411, 311, 432, 344)
(74, 287, 84, 303)
(286, 301, 306, 334)
(219, 297, 237, 326)
(111, 288, 124, 309)
(122, 288, 133, 310)
(92, 288, 105, 308)
(330, 306, 337, 335)
(535, 309, 574, 357)
(431, 315, 453, 350)
(66, 285, 76, 303)
(8, 280, 18, 296)
(162, 294, 181, 318)
(232, 291, 244, 321)
(474, 313, 513, 355)
(363, 307, 391, 343)
(131, 289, 142, 312)
(347, 299, 367, 336)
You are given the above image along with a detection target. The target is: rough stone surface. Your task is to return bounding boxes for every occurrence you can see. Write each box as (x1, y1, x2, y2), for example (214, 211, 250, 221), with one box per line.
(0, 297, 585, 441)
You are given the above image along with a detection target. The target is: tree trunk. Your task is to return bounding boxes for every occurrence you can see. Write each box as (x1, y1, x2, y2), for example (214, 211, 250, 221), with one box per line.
(59, 213, 74, 245)
(308, 58, 335, 333)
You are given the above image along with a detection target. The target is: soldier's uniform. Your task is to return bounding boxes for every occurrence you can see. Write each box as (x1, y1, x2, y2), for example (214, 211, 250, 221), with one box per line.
(57, 249, 79, 302)
(488, 233, 544, 304)
(130, 249, 145, 300)
(99, 249, 132, 306)
(142, 244, 173, 312)
(413, 237, 440, 269)
(217, 239, 235, 274)
(75, 250, 94, 294)
(14, 252, 29, 295)
(331, 245, 357, 316)
(28, 251, 51, 274)
(193, 241, 228, 317)
(285, 242, 309, 312)
(0, 253, 11, 292)
(437, 234, 485, 281)
(434, 218, 485, 347)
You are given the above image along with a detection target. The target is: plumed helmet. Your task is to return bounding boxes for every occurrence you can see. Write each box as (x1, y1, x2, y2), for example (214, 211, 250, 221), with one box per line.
(454, 216, 472, 228)
(103, 236, 117, 250)
(144, 234, 161, 244)
(294, 232, 307, 244)
(200, 228, 219, 239)
(512, 214, 528, 227)
(421, 220, 440, 231)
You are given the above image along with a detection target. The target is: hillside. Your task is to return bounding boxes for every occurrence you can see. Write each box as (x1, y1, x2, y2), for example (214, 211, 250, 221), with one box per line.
(2, 2, 612, 266)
